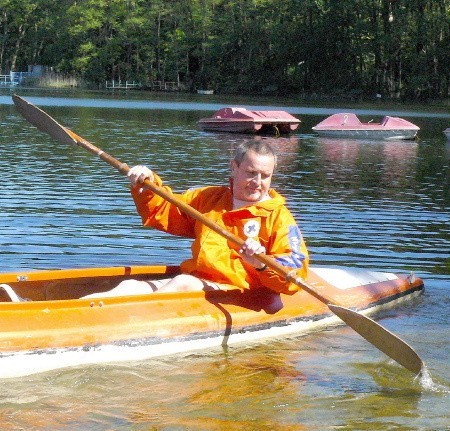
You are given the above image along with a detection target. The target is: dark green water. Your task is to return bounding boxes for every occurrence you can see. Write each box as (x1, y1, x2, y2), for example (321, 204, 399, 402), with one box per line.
(0, 90, 449, 430)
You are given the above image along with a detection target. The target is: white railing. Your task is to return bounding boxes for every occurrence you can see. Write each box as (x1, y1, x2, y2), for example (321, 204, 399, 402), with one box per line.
(150, 81, 180, 91)
(105, 80, 141, 89)
(0, 72, 31, 86)
(0, 75, 12, 85)
(105, 80, 183, 91)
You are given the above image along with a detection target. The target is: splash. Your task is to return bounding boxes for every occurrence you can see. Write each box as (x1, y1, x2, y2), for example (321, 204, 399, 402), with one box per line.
(416, 366, 450, 394)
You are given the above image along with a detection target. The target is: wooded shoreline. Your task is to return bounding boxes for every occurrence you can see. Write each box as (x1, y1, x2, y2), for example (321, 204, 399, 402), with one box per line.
(1, 0, 448, 102)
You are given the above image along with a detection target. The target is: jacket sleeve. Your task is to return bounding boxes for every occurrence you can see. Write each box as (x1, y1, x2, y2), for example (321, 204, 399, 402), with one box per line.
(255, 208, 309, 295)
(130, 173, 196, 238)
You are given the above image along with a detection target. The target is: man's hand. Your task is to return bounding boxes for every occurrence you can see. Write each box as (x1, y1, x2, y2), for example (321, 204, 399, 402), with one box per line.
(239, 238, 266, 270)
(128, 165, 155, 187)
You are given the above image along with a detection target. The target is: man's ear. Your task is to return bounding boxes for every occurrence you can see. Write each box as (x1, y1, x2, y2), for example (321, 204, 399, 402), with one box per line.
(230, 160, 237, 175)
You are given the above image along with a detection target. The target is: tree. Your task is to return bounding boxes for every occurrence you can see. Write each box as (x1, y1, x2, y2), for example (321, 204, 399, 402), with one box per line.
(0, 0, 448, 99)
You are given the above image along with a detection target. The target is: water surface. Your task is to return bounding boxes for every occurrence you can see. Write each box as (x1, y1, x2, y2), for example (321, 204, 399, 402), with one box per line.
(0, 91, 449, 430)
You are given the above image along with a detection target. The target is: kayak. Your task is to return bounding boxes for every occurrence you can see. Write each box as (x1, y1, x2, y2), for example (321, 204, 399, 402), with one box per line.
(0, 265, 423, 378)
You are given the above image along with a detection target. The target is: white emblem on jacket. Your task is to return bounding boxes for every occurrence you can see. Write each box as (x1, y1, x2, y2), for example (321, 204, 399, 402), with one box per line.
(243, 220, 260, 238)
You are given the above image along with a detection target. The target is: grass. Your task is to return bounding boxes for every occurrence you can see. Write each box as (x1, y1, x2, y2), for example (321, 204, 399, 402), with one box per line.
(23, 73, 83, 88)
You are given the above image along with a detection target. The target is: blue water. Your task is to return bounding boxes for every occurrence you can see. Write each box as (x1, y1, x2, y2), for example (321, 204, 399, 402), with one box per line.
(0, 90, 449, 430)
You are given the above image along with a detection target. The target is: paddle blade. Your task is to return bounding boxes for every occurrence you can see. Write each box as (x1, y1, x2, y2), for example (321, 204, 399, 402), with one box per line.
(328, 304, 423, 375)
(12, 95, 77, 147)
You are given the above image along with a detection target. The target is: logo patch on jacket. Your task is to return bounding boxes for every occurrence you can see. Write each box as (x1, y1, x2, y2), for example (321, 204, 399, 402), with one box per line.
(288, 225, 302, 250)
(243, 220, 260, 238)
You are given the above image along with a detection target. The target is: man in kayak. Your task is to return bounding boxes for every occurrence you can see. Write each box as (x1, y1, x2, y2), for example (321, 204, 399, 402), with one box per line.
(86, 141, 308, 297)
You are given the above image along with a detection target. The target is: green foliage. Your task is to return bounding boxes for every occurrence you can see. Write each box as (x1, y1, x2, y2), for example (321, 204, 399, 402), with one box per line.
(1, 0, 448, 99)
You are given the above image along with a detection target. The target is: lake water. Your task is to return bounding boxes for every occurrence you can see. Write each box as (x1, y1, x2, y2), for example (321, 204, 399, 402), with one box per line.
(0, 89, 449, 430)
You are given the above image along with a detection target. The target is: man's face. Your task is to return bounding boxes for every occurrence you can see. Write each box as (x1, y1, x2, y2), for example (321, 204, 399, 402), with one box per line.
(231, 150, 275, 202)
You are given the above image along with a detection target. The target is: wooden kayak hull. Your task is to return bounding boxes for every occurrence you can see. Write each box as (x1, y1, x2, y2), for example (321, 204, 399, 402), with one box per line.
(0, 265, 423, 377)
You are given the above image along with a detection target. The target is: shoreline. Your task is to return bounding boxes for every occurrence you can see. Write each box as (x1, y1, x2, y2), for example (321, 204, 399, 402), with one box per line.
(1, 86, 449, 118)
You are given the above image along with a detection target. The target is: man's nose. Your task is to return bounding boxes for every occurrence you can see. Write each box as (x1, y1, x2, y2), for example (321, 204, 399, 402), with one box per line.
(252, 173, 262, 183)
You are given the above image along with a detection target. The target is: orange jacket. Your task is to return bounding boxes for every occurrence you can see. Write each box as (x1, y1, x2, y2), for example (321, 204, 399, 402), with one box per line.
(131, 174, 309, 295)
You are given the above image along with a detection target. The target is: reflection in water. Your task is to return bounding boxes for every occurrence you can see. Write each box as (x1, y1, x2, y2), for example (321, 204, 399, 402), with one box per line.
(0, 346, 311, 430)
(315, 137, 419, 194)
(256, 135, 301, 167)
(202, 133, 301, 167)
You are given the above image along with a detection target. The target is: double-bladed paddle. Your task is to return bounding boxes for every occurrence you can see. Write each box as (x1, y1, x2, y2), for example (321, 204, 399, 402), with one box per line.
(12, 94, 424, 376)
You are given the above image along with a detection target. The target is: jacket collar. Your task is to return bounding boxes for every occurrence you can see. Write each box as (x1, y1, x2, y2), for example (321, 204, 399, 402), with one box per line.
(228, 188, 286, 216)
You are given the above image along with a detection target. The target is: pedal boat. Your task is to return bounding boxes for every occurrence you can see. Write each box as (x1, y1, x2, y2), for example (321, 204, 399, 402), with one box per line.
(198, 107, 301, 134)
(0, 265, 423, 378)
(312, 113, 420, 140)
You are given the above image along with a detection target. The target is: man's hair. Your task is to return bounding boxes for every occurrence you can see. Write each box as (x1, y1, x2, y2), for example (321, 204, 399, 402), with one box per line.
(233, 141, 277, 168)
